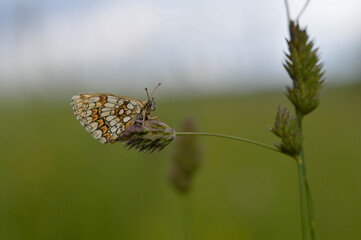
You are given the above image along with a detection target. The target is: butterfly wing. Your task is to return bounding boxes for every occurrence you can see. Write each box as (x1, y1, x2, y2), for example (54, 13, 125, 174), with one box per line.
(71, 93, 145, 143)
(71, 93, 95, 127)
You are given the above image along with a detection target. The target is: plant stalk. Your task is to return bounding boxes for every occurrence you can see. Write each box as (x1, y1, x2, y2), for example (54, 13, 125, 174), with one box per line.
(176, 132, 281, 153)
(295, 110, 315, 240)
(295, 156, 308, 240)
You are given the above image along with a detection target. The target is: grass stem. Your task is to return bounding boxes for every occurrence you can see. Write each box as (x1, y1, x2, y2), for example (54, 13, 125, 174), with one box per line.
(296, 110, 315, 240)
(295, 156, 309, 240)
(176, 132, 280, 153)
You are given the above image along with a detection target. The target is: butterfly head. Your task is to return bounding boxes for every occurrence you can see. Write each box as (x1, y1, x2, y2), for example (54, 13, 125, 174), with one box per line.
(146, 98, 156, 111)
(144, 83, 161, 116)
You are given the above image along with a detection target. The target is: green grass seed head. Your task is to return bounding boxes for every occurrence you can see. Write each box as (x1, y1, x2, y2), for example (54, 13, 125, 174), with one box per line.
(284, 21, 325, 116)
(271, 106, 302, 157)
(118, 119, 175, 153)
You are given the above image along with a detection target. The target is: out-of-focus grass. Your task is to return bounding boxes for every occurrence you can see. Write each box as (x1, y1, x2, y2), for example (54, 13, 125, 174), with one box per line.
(0, 82, 360, 240)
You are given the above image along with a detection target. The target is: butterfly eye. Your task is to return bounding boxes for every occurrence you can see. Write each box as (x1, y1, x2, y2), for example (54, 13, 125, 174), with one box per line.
(151, 105, 156, 111)
(147, 100, 152, 107)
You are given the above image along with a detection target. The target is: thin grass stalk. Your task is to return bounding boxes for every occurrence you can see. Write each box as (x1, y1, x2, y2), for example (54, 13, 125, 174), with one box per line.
(296, 110, 315, 240)
(176, 132, 280, 153)
(295, 156, 308, 240)
(295, 110, 309, 240)
(305, 181, 315, 239)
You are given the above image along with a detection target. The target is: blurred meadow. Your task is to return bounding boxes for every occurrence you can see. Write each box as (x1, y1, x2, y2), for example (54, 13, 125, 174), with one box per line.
(1, 0, 361, 239)
(0, 82, 360, 240)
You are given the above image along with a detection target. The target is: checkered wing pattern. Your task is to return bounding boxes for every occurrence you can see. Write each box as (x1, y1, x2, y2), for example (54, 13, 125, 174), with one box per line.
(71, 93, 145, 143)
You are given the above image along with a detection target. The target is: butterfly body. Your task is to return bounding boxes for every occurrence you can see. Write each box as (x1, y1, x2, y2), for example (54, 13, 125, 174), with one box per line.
(71, 93, 154, 144)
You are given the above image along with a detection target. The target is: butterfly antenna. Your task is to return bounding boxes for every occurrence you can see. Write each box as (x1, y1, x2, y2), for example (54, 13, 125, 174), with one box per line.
(150, 83, 161, 98)
(145, 88, 150, 101)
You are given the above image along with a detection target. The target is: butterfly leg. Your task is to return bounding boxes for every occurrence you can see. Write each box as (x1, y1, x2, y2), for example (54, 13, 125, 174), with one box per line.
(149, 116, 159, 121)
(142, 111, 147, 126)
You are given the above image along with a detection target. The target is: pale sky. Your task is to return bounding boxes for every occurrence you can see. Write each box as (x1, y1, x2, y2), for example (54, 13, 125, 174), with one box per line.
(0, 0, 360, 95)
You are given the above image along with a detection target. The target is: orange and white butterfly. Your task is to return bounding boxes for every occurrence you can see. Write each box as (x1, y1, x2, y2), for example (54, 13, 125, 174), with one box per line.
(71, 83, 160, 144)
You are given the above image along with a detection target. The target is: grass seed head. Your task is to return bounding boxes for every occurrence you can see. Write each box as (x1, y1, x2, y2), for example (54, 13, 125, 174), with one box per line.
(118, 120, 175, 153)
(271, 106, 302, 157)
(284, 21, 325, 116)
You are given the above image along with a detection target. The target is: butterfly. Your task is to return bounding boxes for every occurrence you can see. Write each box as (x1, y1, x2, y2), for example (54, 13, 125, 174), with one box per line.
(71, 83, 160, 144)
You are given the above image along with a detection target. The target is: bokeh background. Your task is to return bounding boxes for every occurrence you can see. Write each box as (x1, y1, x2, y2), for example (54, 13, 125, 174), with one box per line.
(0, 0, 360, 239)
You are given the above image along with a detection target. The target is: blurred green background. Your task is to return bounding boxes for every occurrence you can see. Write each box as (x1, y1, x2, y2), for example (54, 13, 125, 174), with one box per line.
(1, 1, 361, 239)
(0, 82, 360, 240)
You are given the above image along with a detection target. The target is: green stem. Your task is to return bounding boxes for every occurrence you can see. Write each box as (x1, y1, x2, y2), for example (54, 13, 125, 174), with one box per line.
(295, 156, 308, 240)
(295, 110, 315, 240)
(296, 110, 306, 170)
(176, 132, 281, 153)
(305, 177, 315, 240)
